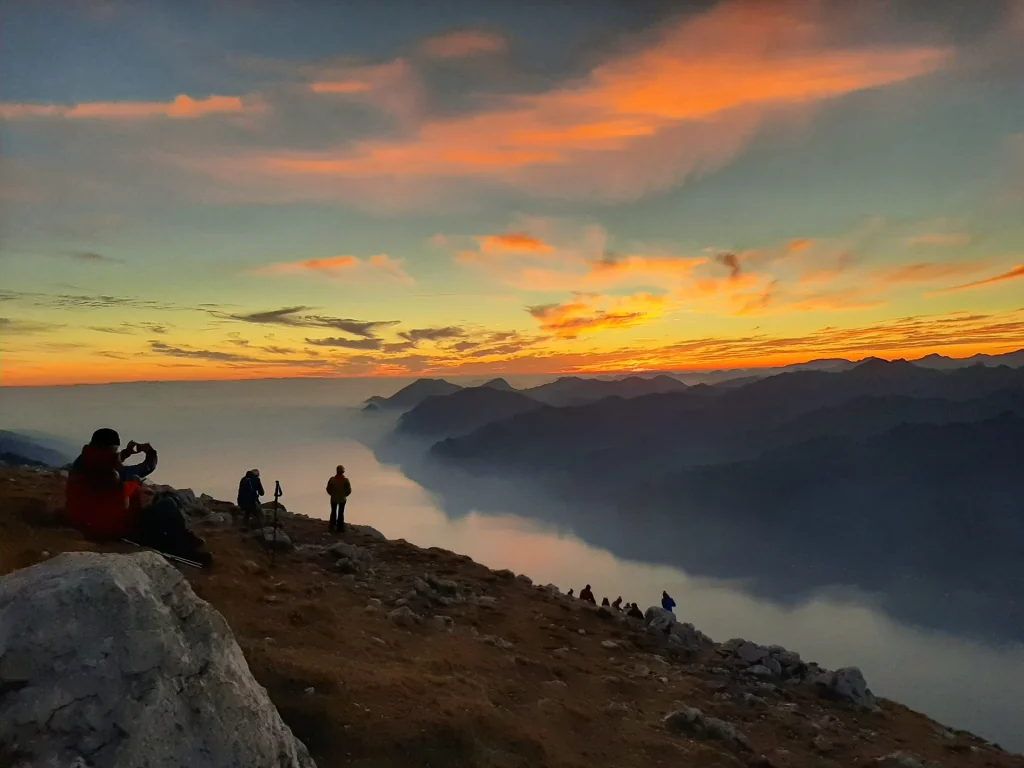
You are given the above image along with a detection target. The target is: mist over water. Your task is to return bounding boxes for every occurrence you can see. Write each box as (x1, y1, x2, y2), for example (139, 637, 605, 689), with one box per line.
(3, 377, 1023, 752)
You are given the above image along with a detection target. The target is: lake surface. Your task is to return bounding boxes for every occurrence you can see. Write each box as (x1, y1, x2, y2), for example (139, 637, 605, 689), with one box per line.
(3, 377, 1022, 751)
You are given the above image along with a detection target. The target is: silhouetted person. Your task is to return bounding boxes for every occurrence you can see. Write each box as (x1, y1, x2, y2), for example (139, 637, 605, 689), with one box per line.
(627, 603, 644, 620)
(662, 590, 676, 614)
(601, 597, 610, 607)
(579, 584, 596, 604)
(237, 469, 265, 530)
(567, 588, 574, 598)
(65, 428, 211, 566)
(327, 464, 352, 533)
(612, 596, 623, 611)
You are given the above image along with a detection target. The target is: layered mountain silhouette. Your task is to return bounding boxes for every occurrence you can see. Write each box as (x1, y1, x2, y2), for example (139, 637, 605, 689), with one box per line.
(521, 374, 689, 406)
(369, 354, 1024, 642)
(398, 387, 542, 440)
(363, 378, 463, 411)
(433, 361, 1024, 481)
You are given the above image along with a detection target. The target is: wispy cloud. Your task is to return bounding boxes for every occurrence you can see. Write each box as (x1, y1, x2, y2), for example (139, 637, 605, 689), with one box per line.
(226, 306, 400, 338)
(254, 254, 413, 284)
(236, 2, 949, 203)
(476, 232, 552, 254)
(398, 326, 465, 343)
(874, 261, 992, 284)
(929, 264, 1024, 295)
(0, 94, 257, 121)
(0, 317, 60, 334)
(305, 336, 384, 350)
(528, 292, 668, 338)
(906, 233, 972, 247)
(421, 30, 508, 59)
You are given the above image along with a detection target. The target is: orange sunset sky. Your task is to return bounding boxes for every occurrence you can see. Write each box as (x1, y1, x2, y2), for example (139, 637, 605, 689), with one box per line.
(1, 0, 1023, 386)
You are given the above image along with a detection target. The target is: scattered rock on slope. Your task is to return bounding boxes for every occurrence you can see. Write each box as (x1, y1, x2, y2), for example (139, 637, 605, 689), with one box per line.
(0, 551, 315, 768)
(663, 706, 752, 752)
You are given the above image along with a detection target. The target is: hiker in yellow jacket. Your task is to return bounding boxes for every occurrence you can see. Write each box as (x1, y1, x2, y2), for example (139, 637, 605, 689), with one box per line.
(326, 465, 352, 534)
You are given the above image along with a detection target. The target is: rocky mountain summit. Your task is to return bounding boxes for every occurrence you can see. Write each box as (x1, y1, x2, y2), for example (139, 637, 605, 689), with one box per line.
(2, 465, 1021, 768)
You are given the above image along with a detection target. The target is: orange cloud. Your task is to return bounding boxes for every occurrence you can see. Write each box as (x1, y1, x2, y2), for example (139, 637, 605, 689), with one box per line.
(477, 232, 553, 254)
(306, 59, 421, 122)
(906, 233, 972, 247)
(421, 30, 508, 59)
(929, 264, 1024, 295)
(231, 2, 949, 202)
(254, 254, 413, 283)
(787, 238, 814, 252)
(528, 292, 668, 337)
(0, 94, 254, 120)
(875, 261, 992, 284)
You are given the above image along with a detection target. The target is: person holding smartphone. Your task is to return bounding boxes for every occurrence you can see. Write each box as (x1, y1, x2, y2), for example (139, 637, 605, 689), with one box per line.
(64, 428, 212, 567)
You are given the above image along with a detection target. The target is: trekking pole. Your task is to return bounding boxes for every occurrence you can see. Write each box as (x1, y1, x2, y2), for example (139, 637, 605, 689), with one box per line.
(272, 480, 282, 567)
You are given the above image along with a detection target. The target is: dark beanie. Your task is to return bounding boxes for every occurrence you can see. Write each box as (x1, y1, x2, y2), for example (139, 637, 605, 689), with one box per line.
(89, 428, 121, 447)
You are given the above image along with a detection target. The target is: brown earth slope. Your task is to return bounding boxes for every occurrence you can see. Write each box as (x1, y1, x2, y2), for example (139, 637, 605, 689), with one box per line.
(1, 466, 1020, 768)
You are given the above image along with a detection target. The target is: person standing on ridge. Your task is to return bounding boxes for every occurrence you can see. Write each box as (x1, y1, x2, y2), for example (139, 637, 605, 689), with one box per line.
(662, 590, 676, 614)
(579, 584, 596, 604)
(327, 464, 352, 533)
(237, 469, 265, 530)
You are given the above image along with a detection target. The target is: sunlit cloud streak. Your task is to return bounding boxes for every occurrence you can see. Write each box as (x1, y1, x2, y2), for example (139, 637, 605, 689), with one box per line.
(0, 94, 256, 121)
(254, 254, 413, 284)
(929, 265, 1024, 295)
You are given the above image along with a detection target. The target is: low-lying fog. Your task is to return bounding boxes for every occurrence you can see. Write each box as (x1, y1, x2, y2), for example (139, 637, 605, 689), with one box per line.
(3, 378, 1022, 751)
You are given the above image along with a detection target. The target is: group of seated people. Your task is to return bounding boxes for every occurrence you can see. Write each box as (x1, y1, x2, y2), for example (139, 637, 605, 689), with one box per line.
(566, 584, 676, 620)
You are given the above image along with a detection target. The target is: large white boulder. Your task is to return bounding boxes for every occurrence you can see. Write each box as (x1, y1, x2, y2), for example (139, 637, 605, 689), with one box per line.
(0, 551, 315, 768)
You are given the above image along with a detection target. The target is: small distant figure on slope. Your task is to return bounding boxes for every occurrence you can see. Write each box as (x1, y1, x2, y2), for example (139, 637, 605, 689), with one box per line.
(567, 588, 574, 598)
(661, 590, 676, 614)
(627, 603, 644, 620)
(327, 464, 352, 534)
(237, 469, 265, 530)
(611, 596, 623, 611)
(64, 428, 212, 567)
(601, 597, 610, 607)
(579, 584, 596, 604)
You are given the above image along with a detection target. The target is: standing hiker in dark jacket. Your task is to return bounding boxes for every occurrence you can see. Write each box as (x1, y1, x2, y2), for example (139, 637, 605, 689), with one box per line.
(661, 590, 676, 614)
(327, 465, 352, 533)
(237, 469, 265, 529)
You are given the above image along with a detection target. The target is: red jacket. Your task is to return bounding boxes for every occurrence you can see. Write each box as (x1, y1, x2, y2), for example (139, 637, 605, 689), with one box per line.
(64, 445, 143, 539)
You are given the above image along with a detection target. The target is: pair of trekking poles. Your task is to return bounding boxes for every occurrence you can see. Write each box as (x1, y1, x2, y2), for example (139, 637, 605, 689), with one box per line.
(125, 479, 285, 570)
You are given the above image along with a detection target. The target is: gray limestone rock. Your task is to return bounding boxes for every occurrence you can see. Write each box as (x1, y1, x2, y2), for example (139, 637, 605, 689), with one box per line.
(0, 551, 315, 768)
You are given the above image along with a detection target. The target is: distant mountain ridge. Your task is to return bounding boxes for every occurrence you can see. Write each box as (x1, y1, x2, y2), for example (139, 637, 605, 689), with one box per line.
(432, 360, 1024, 478)
(0, 431, 71, 468)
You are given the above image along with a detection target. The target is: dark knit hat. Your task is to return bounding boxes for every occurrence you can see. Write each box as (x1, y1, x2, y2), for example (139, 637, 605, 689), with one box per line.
(89, 428, 121, 447)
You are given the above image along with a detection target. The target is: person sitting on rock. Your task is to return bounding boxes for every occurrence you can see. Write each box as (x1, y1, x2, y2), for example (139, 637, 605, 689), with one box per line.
(567, 588, 574, 598)
(601, 597, 610, 607)
(237, 469, 265, 530)
(612, 596, 623, 611)
(661, 590, 676, 614)
(64, 428, 212, 567)
(579, 584, 596, 604)
(627, 603, 645, 620)
(326, 465, 352, 534)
